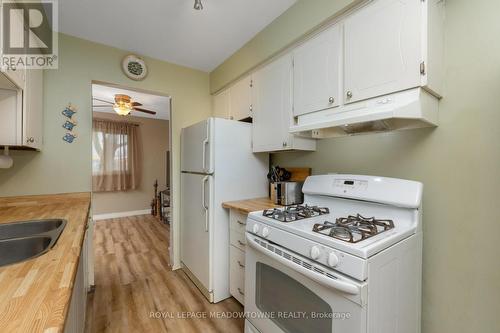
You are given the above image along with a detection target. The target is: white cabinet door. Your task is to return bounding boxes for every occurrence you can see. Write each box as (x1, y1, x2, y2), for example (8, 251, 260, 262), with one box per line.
(0, 85, 22, 145)
(23, 69, 43, 149)
(230, 75, 252, 121)
(293, 24, 341, 116)
(252, 54, 292, 152)
(344, 0, 422, 104)
(2, 6, 26, 88)
(213, 88, 231, 119)
(64, 229, 88, 333)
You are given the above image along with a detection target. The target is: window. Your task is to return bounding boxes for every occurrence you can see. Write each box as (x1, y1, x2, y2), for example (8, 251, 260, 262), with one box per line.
(92, 119, 140, 192)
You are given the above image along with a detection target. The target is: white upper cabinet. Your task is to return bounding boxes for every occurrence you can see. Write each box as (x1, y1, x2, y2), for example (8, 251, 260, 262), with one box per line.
(0, 69, 43, 150)
(293, 24, 341, 116)
(23, 70, 43, 149)
(252, 54, 315, 153)
(1, 5, 26, 89)
(213, 75, 252, 121)
(214, 0, 444, 141)
(213, 88, 231, 119)
(343, 0, 422, 104)
(0, 79, 22, 146)
(230, 75, 253, 121)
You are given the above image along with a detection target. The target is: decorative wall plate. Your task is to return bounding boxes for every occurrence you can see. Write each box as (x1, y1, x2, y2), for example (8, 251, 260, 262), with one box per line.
(122, 55, 148, 81)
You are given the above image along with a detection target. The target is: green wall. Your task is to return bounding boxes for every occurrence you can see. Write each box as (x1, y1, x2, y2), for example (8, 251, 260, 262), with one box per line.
(0, 34, 212, 268)
(212, 0, 500, 332)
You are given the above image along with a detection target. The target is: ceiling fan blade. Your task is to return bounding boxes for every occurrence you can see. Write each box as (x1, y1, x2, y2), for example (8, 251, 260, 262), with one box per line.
(132, 101, 143, 107)
(92, 97, 114, 104)
(133, 107, 156, 115)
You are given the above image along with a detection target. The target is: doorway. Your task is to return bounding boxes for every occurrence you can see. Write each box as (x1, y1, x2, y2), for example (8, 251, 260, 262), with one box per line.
(90, 82, 173, 261)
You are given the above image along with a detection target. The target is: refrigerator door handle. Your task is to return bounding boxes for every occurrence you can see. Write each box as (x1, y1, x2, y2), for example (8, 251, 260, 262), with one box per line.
(202, 122, 210, 172)
(202, 138, 209, 172)
(202, 176, 209, 232)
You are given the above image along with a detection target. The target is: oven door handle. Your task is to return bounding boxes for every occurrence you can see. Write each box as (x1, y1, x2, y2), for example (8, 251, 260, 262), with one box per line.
(246, 234, 360, 295)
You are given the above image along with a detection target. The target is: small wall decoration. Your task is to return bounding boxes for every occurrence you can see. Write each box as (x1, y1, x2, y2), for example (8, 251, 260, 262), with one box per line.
(62, 104, 78, 143)
(62, 106, 77, 118)
(122, 54, 148, 81)
(63, 132, 77, 143)
(62, 119, 77, 131)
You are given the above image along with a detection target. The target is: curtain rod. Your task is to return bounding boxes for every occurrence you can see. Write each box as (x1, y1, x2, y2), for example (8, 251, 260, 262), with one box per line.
(93, 118, 140, 126)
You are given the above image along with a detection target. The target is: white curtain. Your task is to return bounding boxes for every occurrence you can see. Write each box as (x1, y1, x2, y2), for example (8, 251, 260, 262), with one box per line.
(92, 119, 141, 192)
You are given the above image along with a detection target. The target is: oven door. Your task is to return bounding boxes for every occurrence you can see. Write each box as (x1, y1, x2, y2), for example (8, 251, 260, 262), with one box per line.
(245, 233, 368, 333)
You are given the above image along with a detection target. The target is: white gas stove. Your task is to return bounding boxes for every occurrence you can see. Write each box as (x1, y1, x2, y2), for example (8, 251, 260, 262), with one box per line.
(244, 174, 423, 333)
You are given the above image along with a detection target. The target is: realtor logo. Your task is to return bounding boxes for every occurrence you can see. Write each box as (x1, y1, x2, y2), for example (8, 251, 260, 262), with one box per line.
(1, 0, 58, 69)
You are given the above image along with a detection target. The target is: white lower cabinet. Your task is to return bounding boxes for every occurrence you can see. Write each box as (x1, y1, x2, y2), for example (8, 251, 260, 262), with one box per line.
(229, 209, 247, 304)
(64, 228, 91, 333)
(230, 245, 246, 304)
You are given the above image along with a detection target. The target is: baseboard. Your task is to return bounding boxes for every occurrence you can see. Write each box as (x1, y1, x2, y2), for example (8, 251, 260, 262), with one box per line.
(93, 209, 151, 221)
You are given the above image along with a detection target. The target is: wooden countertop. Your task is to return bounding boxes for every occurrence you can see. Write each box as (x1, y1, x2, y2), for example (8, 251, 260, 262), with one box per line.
(222, 197, 281, 214)
(0, 192, 91, 333)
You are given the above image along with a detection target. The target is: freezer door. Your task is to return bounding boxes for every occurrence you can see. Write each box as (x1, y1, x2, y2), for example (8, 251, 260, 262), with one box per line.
(181, 118, 214, 174)
(180, 173, 213, 292)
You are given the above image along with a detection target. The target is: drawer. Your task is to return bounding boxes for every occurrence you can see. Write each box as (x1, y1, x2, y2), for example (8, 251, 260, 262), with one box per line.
(230, 244, 246, 272)
(230, 228, 246, 251)
(230, 267, 245, 304)
(230, 246, 245, 304)
(230, 209, 247, 233)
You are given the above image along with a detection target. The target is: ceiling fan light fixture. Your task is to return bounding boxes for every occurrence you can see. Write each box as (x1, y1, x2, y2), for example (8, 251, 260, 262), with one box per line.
(194, 0, 203, 10)
(113, 101, 132, 116)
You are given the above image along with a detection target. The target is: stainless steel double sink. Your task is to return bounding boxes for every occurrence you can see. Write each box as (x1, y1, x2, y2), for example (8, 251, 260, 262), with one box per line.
(0, 219, 66, 267)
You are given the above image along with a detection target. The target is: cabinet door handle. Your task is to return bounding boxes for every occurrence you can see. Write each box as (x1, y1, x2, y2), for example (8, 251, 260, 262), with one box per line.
(237, 288, 245, 296)
(237, 260, 245, 268)
(346, 91, 353, 99)
(27, 137, 35, 143)
(237, 240, 245, 247)
(237, 220, 245, 225)
(329, 96, 334, 103)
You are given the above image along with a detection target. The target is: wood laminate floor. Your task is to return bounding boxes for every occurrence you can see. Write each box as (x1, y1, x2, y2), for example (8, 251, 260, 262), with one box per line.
(84, 215, 244, 333)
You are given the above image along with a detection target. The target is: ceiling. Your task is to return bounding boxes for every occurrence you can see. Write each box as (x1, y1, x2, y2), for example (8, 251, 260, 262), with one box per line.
(92, 84, 170, 120)
(59, 0, 296, 71)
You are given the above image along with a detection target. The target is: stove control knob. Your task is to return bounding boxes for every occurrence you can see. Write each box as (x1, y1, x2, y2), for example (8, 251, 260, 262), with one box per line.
(252, 224, 260, 234)
(328, 252, 339, 267)
(310, 246, 321, 260)
(262, 227, 270, 238)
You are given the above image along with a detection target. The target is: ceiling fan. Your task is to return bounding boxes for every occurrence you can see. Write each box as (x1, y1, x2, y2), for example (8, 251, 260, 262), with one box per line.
(92, 94, 157, 116)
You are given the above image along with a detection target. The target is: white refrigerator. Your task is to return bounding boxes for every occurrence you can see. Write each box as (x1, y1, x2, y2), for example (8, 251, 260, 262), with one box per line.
(180, 118, 268, 303)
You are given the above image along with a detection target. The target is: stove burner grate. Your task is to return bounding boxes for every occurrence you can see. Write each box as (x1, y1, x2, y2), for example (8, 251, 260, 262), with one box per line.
(312, 214, 394, 243)
(263, 205, 330, 222)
